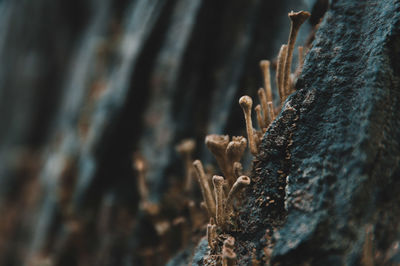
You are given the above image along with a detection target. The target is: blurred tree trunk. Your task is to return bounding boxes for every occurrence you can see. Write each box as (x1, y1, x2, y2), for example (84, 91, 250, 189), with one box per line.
(2, 0, 399, 266)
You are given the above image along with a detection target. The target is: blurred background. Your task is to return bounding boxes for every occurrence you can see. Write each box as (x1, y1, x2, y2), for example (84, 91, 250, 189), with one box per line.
(0, 0, 327, 265)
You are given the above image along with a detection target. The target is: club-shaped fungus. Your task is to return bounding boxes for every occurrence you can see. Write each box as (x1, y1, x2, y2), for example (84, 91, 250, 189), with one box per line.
(239, 96, 258, 155)
(283, 11, 310, 97)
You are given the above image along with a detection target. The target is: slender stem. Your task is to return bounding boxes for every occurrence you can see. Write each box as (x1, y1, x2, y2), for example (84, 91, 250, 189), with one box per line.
(212, 175, 226, 227)
(193, 160, 216, 218)
(239, 96, 258, 155)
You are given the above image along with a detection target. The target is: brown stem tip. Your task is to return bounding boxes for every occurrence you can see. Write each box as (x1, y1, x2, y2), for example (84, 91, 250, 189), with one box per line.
(226, 175, 251, 207)
(288, 10, 311, 26)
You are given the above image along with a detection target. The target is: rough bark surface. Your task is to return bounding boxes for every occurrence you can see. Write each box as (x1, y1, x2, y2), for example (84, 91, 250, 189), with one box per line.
(186, 0, 400, 265)
(0, 0, 316, 265)
(0, 0, 399, 265)
(271, 0, 400, 264)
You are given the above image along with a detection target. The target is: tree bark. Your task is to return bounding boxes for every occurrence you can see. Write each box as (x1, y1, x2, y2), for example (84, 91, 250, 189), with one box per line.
(1, 0, 399, 265)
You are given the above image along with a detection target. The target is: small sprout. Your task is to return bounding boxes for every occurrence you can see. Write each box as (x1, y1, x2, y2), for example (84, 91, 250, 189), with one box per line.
(257, 88, 270, 126)
(222, 236, 237, 266)
(175, 139, 196, 192)
(212, 175, 226, 227)
(205, 134, 230, 178)
(276, 44, 288, 104)
(255, 104, 265, 130)
(226, 175, 251, 210)
(239, 96, 258, 155)
(233, 162, 243, 179)
(193, 160, 216, 218)
(283, 11, 311, 98)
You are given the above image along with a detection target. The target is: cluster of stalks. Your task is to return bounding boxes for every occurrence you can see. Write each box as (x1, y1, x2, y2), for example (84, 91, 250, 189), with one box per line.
(194, 10, 310, 264)
(240, 11, 310, 157)
(132, 143, 207, 264)
(132, 10, 310, 265)
(193, 135, 249, 264)
(193, 135, 250, 226)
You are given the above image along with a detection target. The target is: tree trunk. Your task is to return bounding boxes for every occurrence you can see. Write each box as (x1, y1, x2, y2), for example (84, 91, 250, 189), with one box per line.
(0, 0, 399, 265)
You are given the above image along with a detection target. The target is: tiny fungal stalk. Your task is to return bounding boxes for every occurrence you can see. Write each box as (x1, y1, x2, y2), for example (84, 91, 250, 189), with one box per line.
(283, 11, 310, 98)
(239, 96, 258, 155)
(226, 175, 251, 210)
(193, 160, 216, 218)
(186, 9, 311, 262)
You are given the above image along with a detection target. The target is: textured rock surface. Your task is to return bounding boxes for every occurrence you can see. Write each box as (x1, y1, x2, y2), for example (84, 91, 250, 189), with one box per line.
(182, 0, 400, 265)
(0, 0, 317, 265)
(234, 0, 400, 265)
